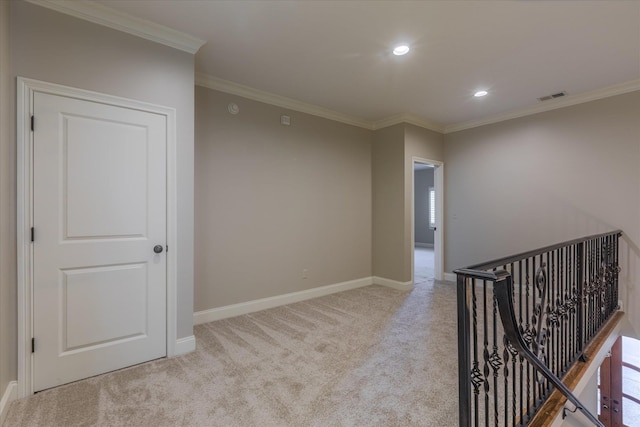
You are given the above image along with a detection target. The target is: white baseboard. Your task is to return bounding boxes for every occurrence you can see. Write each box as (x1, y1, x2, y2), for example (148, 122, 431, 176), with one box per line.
(415, 242, 434, 248)
(0, 381, 17, 426)
(444, 272, 457, 282)
(173, 335, 196, 356)
(372, 276, 413, 291)
(194, 277, 374, 325)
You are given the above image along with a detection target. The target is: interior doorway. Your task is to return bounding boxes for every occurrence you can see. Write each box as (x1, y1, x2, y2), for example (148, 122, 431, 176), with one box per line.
(411, 157, 443, 283)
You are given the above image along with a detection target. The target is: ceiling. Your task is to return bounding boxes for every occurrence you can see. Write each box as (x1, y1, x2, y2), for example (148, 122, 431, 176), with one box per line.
(95, 0, 640, 130)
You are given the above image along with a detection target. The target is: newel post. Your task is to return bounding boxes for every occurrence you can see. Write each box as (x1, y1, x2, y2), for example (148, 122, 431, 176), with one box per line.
(457, 273, 471, 427)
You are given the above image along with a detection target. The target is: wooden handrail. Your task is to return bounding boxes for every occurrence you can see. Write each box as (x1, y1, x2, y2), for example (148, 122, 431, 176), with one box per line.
(464, 230, 622, 271)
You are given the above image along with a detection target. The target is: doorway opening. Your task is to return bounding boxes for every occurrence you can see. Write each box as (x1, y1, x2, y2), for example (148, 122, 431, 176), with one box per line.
(411, 157, 443, 284)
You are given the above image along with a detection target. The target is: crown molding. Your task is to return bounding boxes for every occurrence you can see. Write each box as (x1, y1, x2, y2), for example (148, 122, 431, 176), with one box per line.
(444, 79, 640, 134)
(196, 72, 373, 130)
(373, 113, 444, 133)
(198, 72, 640, 135)
(24, 0, 206, 54)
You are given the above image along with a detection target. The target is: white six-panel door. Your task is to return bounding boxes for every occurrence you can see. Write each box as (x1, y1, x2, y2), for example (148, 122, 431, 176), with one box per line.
(32, 92, 167, 391)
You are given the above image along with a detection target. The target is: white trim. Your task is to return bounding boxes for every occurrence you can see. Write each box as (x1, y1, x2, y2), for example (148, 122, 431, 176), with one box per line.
(372, 276, 414, 291)
(23, 0, 206, 54)
(411, 157, 445, 283)
(17, 77, 179, 397)
(0, 381, 17, 426)
(372, 113, 444, 133)
(196, 73, 372, 130)
(198, 74, 640, 137)
(444, 272, 457, 282)
(173, 336, 196, 356)
(445, 79, 640, 134)
(194, 277, 374, 324)
(415, 242, 434, 248)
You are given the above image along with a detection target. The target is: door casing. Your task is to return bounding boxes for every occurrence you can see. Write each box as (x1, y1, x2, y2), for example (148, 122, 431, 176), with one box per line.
(17, 77, 179, 397)
(411, 156, 444, 282)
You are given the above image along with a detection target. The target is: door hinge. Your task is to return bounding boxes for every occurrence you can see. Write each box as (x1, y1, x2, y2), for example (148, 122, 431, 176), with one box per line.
(31, 227, 34, 242)
(32, 338, 35, 353)
(31, 115, 34, 132)
(166, 245, 169, 252)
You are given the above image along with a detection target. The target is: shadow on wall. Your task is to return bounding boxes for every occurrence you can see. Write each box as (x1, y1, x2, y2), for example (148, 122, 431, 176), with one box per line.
(540, 192, 640, 339)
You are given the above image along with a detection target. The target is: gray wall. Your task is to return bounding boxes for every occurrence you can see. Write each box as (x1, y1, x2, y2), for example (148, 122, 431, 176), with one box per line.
(414, 168, 435, 245)
(194, 86, 372, 310)
(444, 91, 640, 334)
(3, 1, 196, 396)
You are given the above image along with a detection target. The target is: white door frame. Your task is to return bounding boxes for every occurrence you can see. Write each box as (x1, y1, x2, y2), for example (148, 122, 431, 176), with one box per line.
(411, 156, 444, 282)
(16, 77, 178, 397)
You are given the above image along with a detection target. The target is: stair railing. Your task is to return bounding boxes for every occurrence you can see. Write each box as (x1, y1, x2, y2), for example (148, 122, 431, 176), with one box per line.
(455, 230, 621, 426)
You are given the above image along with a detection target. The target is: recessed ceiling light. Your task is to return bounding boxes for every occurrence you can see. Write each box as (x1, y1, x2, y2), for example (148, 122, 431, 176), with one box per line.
(393, 45, 410, 56)
(474, 90, 488, 97)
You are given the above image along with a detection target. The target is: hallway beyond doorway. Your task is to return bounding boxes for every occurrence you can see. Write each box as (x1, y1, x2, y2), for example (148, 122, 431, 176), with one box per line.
(414, 246, 434, 283)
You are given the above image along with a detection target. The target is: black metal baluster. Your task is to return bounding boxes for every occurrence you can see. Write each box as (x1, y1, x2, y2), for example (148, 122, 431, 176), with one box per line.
(576, 241, 584, 356)
(558, 247, 565, 375)
(568, 244, 574, 368)
(525, 258, 532, 421)
(518, 260, 524, 425)
(533, 255, 539, 411)
(472, 278, 480, 427)
(457, 274, 472, 427)
(614, 234, 620, 311)
(591, 238, 595, 333)
(491, 292, 500, 427)
(511, 260, 522, 425)
(595, 237, 601, 330)
(551, 250, 557, 377)
(483, 280, 490, 427)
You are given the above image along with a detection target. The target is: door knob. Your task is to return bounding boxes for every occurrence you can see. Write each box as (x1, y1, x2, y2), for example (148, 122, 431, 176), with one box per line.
(153, 245, 164, 254)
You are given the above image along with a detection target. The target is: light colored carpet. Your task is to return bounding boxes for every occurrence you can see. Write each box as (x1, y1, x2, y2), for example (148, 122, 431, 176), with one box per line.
(5, 281, 458, 427)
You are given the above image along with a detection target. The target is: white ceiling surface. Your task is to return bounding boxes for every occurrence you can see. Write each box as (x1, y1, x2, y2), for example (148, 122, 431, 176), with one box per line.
(97, 0, 640, 128)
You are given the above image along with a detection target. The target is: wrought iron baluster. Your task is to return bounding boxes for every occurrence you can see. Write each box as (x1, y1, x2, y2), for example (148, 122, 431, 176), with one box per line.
(491, 292, 501, 427)
(472, 279, 480, 427)
(576, 241, 584, 355)
(525, 258, 532, 421)
(518, 260, 524, 425)
(456, 230, 620, 427)
(483, 280, 490, 426)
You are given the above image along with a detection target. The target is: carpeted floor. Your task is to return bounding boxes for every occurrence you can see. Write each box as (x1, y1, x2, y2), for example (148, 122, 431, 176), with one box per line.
(5, 276, 458, 426)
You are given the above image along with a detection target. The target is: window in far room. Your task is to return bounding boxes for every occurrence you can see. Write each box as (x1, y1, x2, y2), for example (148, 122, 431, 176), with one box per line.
(429, 187, 435, 229)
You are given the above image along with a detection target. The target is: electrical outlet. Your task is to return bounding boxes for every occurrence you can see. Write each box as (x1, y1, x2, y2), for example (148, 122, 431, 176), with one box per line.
(302, 269, 308, 279)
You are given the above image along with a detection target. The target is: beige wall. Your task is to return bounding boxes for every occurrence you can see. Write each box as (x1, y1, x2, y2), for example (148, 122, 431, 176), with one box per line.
(0, 0, 12, 396)
(7, 0, 196, 361)
(444, 91, 640, 334)
(194, 86, 372, 310)
(372, 124, 405, 281)
(371, 123, 444, 283)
